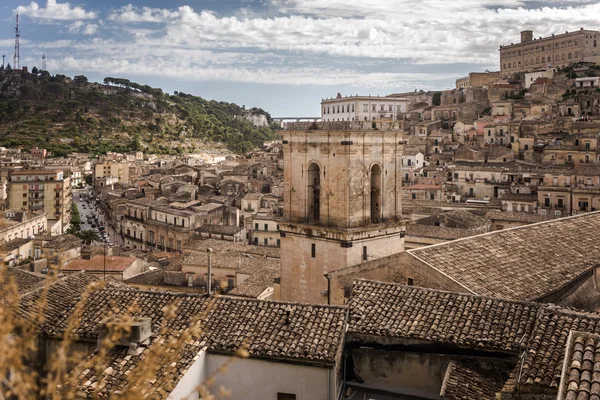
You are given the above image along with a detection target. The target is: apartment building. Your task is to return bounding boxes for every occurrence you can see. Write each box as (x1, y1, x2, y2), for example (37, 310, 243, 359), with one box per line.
(8, 169, 71, 232)
(0, 210, 47, 243)
(94, 162, 130, 183)
(249, 214, 282, 247)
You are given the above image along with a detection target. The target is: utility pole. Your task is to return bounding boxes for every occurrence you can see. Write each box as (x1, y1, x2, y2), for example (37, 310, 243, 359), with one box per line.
(206, 248, 213, 296)
(103, 242, 107, 280)
(1, 55, 4, 69)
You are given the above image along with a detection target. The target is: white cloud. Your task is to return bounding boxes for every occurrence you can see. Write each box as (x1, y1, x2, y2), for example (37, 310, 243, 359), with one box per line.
(14, 0, 600, 93)
(68, 20, 84, 33)
(99, 1, 600, 66)
(108, 4, 179, 23)
(15, 0, 96, 20)
(47, 54, 456, 87)
(83, 23, 98, 35)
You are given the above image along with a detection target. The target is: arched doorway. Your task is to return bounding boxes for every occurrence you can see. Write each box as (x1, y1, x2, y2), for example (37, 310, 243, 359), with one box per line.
(308, 163, 320, 222)
(370, 164, 382, 223)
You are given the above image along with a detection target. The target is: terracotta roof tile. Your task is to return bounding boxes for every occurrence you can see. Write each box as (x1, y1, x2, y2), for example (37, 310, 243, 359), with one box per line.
(408, 212, 600, 301)
(559, 331, 600, 400)
(440, 360, 509, 400)
(348, 280, 539, 353)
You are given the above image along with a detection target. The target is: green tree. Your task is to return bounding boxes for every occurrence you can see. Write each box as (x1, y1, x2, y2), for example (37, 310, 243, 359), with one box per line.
(31, 66, 38, 74)
(74, 75, 88, 86)
(76, 230, 100, 245)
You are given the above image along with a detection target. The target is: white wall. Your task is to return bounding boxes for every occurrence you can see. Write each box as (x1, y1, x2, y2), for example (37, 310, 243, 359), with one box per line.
(206, 354, 334, 400)
(169, 349, 207, 400)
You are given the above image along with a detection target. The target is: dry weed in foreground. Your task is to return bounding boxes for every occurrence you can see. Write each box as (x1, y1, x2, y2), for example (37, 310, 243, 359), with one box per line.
(0, 265, 247, 400)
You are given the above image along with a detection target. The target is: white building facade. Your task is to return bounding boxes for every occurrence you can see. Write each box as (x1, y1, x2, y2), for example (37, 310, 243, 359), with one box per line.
(321, 95, 411, 122)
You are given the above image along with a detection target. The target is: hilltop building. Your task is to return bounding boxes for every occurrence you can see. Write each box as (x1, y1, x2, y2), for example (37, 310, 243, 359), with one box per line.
(500, 28, 600, 78)
(321, 94, 410, 122)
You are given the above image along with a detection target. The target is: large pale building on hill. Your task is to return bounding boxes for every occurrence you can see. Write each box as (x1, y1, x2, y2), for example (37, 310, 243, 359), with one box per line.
(500, 28, 600, 78)
(279, 123, 406, 304)
(321, 95, 410, 122)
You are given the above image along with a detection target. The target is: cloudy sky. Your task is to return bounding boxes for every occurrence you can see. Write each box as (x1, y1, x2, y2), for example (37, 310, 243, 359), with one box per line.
(0, 0, 599, 116)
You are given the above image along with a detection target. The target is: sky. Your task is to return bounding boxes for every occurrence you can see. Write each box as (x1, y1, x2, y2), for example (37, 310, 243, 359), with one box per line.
(0, 0, 599, 116)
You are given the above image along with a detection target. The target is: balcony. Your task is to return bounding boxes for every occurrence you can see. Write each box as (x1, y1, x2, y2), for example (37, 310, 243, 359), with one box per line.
(124, 215, 145, 223)
(124, 234, 144, 243)
(146, 219, 190, 232)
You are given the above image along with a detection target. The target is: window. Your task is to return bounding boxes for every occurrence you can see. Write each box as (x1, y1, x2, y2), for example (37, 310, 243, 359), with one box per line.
(23, 193, 27, 197)
(253, 237, 258, 245)
(264, 238, 268, 246)
(363, 246, 367, 261)
(411, 193, 416, 200)
(545, 197, 550, 207)
(586, 142, 591, 150)
(311, 243, 316, 258)
(277, 394, 296, 400)
(264, 223, 268, 231)
(558, 198, 564, 208)
(254, 223, 258, 230)
(372, 105, 376, 112)
(363, 104, 368, 112)
(276, 239, 280, 248)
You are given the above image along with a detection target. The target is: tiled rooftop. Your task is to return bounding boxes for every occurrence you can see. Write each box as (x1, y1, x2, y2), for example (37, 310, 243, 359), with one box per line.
(64, 289, 347, 398)
(408, 212, 600, 301)
(558, 331, 600, 400)
(440, 361, 508, 400)
(0, 266, 45, 296)
(485, 210, 552, 224)
(348, 280, 539, 353)
(19, 272, 127, 337)
(514, 307, 600, 392)
(64, 256, 137, 272)
(406, 224, 479, 240)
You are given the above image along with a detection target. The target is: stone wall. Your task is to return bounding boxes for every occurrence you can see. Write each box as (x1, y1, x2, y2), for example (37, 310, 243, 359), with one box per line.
(327, 251, 470, 305)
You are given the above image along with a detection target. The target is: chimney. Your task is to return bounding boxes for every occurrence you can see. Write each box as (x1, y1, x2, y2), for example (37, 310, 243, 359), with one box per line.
(98, 317, 152, 355)
(521, 30, 533, 43)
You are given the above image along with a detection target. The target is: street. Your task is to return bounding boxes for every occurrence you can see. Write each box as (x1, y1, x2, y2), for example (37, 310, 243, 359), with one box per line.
(72, 187, 122, 246)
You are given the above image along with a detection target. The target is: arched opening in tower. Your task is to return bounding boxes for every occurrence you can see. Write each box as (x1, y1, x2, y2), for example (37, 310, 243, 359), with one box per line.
(370, 164, 382, 223)
(307, 163, 321, 223)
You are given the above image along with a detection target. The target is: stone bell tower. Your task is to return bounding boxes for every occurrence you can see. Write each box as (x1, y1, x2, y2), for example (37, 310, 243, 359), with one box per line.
(280, 123, 406, 304)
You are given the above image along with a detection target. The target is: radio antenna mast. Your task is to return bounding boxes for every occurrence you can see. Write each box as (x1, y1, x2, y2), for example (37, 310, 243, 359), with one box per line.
(13, 14, 20, 70)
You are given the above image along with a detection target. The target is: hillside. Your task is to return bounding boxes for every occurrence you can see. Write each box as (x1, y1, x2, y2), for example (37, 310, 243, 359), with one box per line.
(0, 69, 280, 156)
